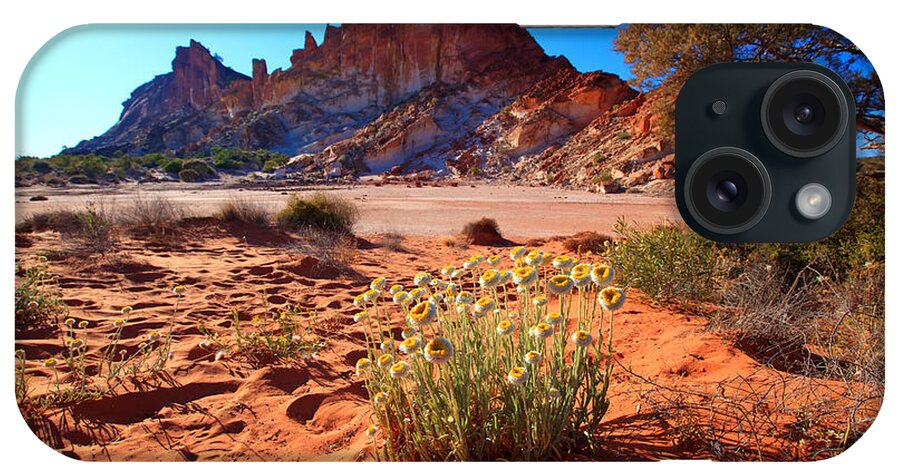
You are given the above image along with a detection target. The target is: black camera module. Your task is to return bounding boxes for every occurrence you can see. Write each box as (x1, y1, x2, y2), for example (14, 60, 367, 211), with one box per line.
(683, 147, 771, 235)
(761, 70, 850, 158)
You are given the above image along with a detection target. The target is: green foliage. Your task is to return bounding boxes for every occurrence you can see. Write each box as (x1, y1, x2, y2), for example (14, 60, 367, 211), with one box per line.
(15, 257, 68, 329)
(614, 24, 883, 146)
(179, 159, 216, 182)
(608, 219, 726, 303)
(276, 193, 359, 233)
(615, 130, 632, 141)
(16, 148, 290, 185)
(162, 158, 183, 174)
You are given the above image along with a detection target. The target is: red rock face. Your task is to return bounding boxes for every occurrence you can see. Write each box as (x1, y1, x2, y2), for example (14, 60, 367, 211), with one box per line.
(64, 24, 670, 191)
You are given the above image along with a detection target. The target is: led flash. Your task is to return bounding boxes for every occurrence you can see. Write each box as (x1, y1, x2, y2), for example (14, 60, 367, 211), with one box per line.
(795, 183, 832, 220)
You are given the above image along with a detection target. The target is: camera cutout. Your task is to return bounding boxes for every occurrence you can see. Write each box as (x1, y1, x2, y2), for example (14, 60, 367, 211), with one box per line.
(675, 63, 856, 243)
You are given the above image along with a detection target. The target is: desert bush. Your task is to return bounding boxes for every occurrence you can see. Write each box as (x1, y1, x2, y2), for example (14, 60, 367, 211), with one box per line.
(562, 231, 614, 255)
(355, 248, 627, 460)
(18, 210, 84, 234)
(217, 195, 271, 226)
(178, 159, 216, 182)
(79, 204, 115, 253)
(15, 257, 68, 328)
(288, 227, 358, 273)
(460, 216, 505, 245)
(276, 193, 358, 233)
(373, 232, 406, 252)
(162, 158, 183, 174)
(121, 194, 183, 237)
(607, 219, 726, 303)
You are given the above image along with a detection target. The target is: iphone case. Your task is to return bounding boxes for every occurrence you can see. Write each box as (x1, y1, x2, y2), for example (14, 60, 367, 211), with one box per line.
(13, 23, 884, 461)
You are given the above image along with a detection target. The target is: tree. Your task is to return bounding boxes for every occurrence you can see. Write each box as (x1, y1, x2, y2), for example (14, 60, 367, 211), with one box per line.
(614, 24, 884, 150)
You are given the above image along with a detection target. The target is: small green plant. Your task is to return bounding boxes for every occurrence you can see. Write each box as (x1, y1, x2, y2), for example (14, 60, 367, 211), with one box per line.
(615, 130, 632, 140)
(607, 219, 726, 303)
(276, 193, 358, 233)
(162, 158, 183, 174)
(15, 256, 68, 329)
(178, 159, 216, 182)
(200, 297, 324, 367)
(592, 153, 608, 164)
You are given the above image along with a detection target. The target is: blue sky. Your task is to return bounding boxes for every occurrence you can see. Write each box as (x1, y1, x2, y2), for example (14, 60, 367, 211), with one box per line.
(16, 25, 630, 158)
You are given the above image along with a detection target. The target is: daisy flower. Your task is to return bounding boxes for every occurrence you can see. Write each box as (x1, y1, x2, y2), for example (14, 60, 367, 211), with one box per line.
(42, 357, 57, 368)
(474, 296, 495, 314)
(64, 318, 76, 328)
(507, 367, 528, 386)
(598, 287, 627, 312)
(571, 330, 593, 347)
(373, 391, 387, 404)
(353, 294, 366, 308)
(389, 361, 411, 379)
(455, 291, 474, 305)
(414, 272, 432, 287)
(407, 301, 437, 327)
(401, 327, 418, 339)
(533, 295, 548, 307)
(487, 255, 501, 266)
(432, 280, 449, 290)
(463, 254, 484, 270)
(120, 306, 133, 315)
(113, 318, 126, 329)
(545, 312, 563, 326)
(590, 264, 613, 287)
(173, 285, 186, 295)
(450, 269, 467, 279)
(552, 255, 576, 271)
(510, 246, 527, 261)
(365, 424, 378, 437)
(446, 283, 459, 297)
(512, 266, 538, 286)
(399, 336, 423, 354)
(388, 284, 404, 296)
(441, 265, 456, 276)
(524, 250, 544, 266)
(479, 269, 502, 288)
(497, 319, 517, 336)
(456, 304, 471, 314)
(370, 277, 386, 291)
(393, 291, 412, 305)
(424, 337, 454, 364)
(353, 311, 368, 323)
(408, 288, 425, 301)
(529, 322, 554, 340)
(362, 289, 380, 303)
(547, 275, 574, 295)
(77, 320, 89, 329)
(548, 388, 561, 401)
(377, 354, 394, 369)
(356, 358, 372, 374)
(380, 341, 394, 352)
(570, 263, 592, 288)
(524, 350, 542, 365)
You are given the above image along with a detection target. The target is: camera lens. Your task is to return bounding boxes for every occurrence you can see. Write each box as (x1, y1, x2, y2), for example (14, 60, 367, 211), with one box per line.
(761, 70, 849, 158)
(794, 104, 815, 124)
(684, 147, 771, 235)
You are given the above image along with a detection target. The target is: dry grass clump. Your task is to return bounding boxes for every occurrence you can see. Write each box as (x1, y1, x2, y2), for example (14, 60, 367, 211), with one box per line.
(561, 231, 614, 255)
(277, 192, 358, 234)
(441, 235, 467, 249)
(460, 216, 505, 245)
(373, 232, 406, 252)
(20, 204, 117, 255)
(287, 227, 357, 275)
(120, 194, 183, 238)
(216, 195, 271, 226)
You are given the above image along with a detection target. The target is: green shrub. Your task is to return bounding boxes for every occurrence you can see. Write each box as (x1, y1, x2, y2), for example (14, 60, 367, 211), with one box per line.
(607, 219, 726, 303)
(15, 257, 68, 329)
(163, 159, 183, 174)
(178, 159, 216, 182)
(276, 193, 358, 233)
(615, 130, 632, 140)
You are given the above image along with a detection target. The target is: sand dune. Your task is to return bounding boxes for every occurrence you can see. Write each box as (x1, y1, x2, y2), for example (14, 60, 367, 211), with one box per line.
(14, 209, 864, 460)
